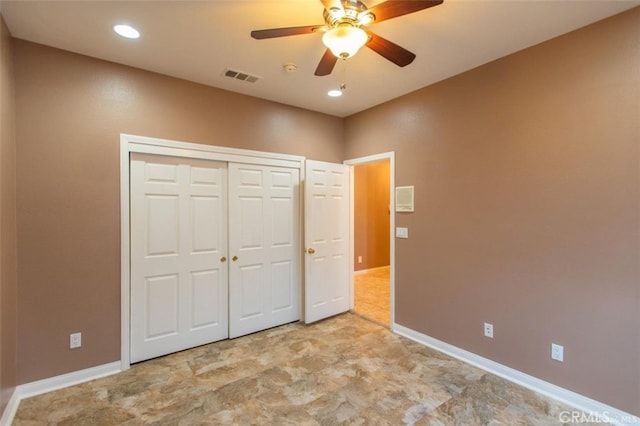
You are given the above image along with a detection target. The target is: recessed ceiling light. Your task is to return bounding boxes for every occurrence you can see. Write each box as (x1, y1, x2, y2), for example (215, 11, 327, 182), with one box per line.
(328, 89, 342, 97)
(113, 24, 140, 39)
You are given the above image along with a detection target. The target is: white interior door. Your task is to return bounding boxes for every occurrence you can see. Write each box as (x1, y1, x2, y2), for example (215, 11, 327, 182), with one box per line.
(130, 154, 228, 363)
(228, 163, 300, 338)
(304, 160, 350, 323)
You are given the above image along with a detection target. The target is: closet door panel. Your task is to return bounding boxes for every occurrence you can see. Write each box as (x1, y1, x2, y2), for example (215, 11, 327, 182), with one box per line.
(130, 154, 228, 363)
(229, 163, 300, 338)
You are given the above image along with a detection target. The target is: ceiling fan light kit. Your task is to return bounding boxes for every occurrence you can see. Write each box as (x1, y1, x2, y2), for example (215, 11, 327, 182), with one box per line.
(250, 0, 443, 76)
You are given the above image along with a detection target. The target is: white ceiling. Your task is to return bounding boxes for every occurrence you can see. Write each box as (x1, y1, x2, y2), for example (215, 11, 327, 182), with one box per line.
(2, 0, 638, 117)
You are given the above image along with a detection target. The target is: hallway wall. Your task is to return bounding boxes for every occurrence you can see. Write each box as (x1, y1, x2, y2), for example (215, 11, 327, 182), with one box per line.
(354, 160, 390, 271)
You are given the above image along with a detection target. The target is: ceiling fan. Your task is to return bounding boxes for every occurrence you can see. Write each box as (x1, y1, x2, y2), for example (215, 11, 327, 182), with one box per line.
(251, 0, 443, 76)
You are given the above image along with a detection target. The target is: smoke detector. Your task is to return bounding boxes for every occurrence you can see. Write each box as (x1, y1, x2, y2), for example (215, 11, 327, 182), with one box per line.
(283, 63, 298, 73)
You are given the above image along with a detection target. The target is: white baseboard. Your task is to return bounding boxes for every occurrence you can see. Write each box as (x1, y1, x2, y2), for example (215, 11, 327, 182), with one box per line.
(393, 323, 639, 426)
(3, 332, 639, 425)
(0, 389, 18, 426)
(0, 361, 121, 426)
(354, 265, 390, 276)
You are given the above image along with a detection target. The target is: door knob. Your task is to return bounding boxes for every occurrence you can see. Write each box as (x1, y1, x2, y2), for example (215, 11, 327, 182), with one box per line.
(220, 256, 227, 263)
(232, 256, 238, 262)
(307, 248, 315, 254)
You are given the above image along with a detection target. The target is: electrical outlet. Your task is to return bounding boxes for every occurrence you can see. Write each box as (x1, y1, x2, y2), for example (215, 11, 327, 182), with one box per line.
(483, 322, 494, 338)
(551, 343, 564, 362)
(70, 332, 82, 349)
(357, 256, 363, 264)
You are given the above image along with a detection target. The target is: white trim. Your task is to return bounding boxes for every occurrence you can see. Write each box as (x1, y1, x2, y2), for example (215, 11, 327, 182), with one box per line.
(393, 323, 640, 426)
(120, 134, 305, 370)
(353, 265, 390, 276)
(122, 134, 304, 168)
(0, 389, 18, 426)
(1, 362, 122, 426)
(120, 136, 131, 370)
(17, 362, 121, 399)
(299, 162, 306, 321)
(344, 152, 395, 327)
(348, 166, 355, 310)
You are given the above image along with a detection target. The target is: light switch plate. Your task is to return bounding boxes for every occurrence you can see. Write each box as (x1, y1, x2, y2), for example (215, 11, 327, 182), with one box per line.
(396, 227, 409, 238)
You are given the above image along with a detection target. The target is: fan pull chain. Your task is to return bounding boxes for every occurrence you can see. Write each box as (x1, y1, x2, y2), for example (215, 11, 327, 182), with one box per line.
(340, 58, 348, 93)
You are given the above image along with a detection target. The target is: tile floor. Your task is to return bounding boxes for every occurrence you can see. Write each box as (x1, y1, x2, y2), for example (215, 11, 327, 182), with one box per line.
(14, 313, 582, 425)
(353, 266, 390, 326)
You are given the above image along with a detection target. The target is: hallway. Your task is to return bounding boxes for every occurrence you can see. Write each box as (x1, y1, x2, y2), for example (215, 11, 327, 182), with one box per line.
(352, 266, 390, 326)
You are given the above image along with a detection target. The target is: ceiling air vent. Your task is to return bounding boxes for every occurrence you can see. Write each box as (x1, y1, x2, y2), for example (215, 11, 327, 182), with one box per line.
(223, 68, 260, 83)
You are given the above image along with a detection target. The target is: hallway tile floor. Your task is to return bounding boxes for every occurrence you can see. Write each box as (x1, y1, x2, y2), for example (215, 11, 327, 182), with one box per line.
(353, 266, 390, 326)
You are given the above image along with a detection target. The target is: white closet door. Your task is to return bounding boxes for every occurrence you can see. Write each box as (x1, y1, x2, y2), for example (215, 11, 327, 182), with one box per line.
(304, 160, 350, 323)
(130, 154, 228, 363)
(228, 163, 300, 338)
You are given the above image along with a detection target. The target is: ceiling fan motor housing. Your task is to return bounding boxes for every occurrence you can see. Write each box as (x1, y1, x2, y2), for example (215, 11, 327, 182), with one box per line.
(323, 0, 375, 28)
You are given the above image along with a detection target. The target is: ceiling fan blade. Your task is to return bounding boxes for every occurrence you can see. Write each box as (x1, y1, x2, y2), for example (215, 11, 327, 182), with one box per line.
(366, 32, 416, 67)
(314, 49, 339, 76)
(251, 25, 323, 40)
(368, 0, 443, 23)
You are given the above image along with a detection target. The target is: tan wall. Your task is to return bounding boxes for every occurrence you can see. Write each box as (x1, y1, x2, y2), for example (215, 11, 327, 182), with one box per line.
(7, 5, 640, 417)
(14, 40, 344, 384)
(354, 160, 390, 271)
(0, 15, 18, 414)
(345, 8, 640, 415)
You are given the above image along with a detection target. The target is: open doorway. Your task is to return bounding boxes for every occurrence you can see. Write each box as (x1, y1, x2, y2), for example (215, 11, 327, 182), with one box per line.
(350, 157, 391, 326)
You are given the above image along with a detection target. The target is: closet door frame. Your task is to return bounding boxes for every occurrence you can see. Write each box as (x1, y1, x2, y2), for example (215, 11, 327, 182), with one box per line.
(120, 133, 304, 370)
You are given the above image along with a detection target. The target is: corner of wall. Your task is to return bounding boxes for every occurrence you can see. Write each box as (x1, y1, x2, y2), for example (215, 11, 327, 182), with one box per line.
(0, 12, 19, 420)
